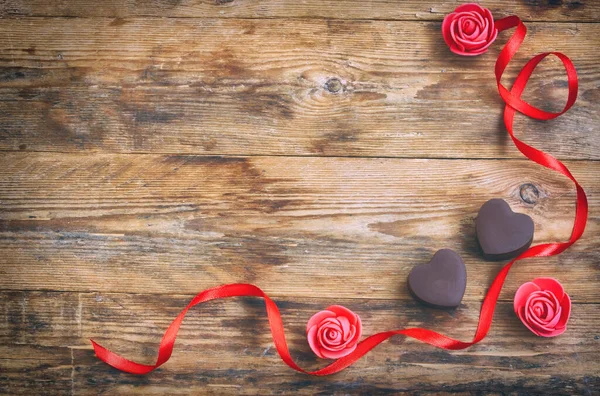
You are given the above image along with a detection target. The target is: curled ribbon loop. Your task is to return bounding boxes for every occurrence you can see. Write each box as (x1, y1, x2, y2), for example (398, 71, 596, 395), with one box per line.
(92, 16, 588, 375)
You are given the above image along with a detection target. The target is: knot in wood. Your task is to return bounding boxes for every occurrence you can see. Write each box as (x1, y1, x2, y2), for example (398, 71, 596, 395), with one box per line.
(519, 183, 540, 204)
(325, 78, 343, 93)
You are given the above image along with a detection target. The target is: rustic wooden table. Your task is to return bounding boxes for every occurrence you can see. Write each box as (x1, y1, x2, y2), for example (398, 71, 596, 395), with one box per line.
(1, 1, 599, 394)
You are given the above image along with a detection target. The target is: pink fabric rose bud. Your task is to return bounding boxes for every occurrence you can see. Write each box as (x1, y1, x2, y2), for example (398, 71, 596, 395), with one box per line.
(306, 305, 362, 359)
(514, 278, 571, 337)
(442, 3, 498, 56)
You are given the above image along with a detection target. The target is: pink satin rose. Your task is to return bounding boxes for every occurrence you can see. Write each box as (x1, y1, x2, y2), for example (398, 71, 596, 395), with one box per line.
(514, 278, 571, 337)
(442, 3, 498, 56)
(306, 305, 362, 359)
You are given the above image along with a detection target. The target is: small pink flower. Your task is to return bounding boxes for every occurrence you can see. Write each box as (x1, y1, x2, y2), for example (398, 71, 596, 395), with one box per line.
(306, 305, 362, 359)
(514, 278, 571, 337)
(442, 3, 498, 56)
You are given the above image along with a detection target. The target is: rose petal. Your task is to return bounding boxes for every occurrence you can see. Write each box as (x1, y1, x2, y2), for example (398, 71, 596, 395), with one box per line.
(526, 310, 559, 334)
(450, 20, 466, 52)
(319, 328, 347, 351)
(480, 14, 489, 32)
(528, 321, 550, 333)
(459, 16, 481, 35)
(330, 330, 342, 343)
(471, 11, 486, 29)
(526, 293, 555, 320)
(455, 35, 487, 51)
(518, 306, 544, 336)
(320, 323, 341, 337)
(514, 282, 541, 312)
(524, 293, 556, 332)
(318, 321, 341, 341)
(307, 325, 324, 358)
(321, 343, 346, 352)
(321, 317, 341, 326)
(539, 326, 567, 337)
(353, 315, 362, 343)
(317, 326, 330, 347)
(337, 316, 351, 339)
(556, 292, 571, 329)
(542, 303, 554, 321)
(320, 344, 357, 360)
(321, 329, 342, 345)
(319, 318, 359, 351)
(533, 278, 565, 300)
(466, 25, 482, 40)
(345, 324, 357, 344)
(532, 291, 561, 318)
(465, 28, 497, 55)
(484, 9, 495, 37)
(461, 19, 476, 35)
(528, 308, 553, 330)
(327, 305, 356, 322)
(528, 302, 546, 323)
(527, 303, 541, 321)
(545, 306, 562, 328)
(523, 302, 536, 325)
(482, 28, 498, 49)
(306, 310, 336, 332)
(454, 25, 495, 52)
(450, 47, 479, 56)
(457, 18, 466, 37)
(472, 26, 488, 42)
(527, 292, 558, 316)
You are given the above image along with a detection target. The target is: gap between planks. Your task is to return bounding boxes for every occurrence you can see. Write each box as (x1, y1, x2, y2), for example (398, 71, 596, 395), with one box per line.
(1, 16, 600, 23)
(0, 150, 598, 161)
(1, 288, 597, 305)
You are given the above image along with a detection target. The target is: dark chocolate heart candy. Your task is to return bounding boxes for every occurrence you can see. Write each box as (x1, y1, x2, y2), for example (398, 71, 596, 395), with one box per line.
(476, 199, 534, 261)
(408, 249, 467, 309)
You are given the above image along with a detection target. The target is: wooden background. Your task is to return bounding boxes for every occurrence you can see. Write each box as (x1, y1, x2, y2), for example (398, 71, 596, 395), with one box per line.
(1, 1, 599, 394)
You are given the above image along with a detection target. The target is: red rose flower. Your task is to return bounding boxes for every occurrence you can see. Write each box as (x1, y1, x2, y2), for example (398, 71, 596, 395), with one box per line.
(306, 305, 362, 359)
(514, 278, 571, 337)
(442, 3, 498, 56)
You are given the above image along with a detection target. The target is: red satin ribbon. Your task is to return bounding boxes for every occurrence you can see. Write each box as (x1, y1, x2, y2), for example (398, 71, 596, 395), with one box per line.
(92, 16, 588, 375)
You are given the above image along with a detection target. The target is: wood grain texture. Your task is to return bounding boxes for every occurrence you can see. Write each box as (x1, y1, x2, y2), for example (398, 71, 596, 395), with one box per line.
(1, 154, 598, 302)
(1, 291, 599, 395)
(0, 18, 598, 158)
(1, 0, 599, 22)
(2, 2, 599, 394)
(0, 345, 73, 395)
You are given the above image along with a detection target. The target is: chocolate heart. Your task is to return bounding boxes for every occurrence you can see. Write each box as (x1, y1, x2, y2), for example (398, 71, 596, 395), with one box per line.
(407, 249, 467, 309)
(476, 199, 534, 261)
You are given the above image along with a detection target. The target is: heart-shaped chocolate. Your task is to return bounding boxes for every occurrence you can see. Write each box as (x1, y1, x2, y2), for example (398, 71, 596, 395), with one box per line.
(476, 199, 534, 261)
(407, 249, 467, 309)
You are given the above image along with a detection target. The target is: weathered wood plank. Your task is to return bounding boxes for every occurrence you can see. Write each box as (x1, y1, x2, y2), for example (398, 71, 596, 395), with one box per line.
(1, 154, 598, 301)
(1, 2, 597, 394)
(1, 291, 599, 394)
(1, 0, 599, 22)
(0, 345, 73, 395)
(0, 19, 598, 158)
